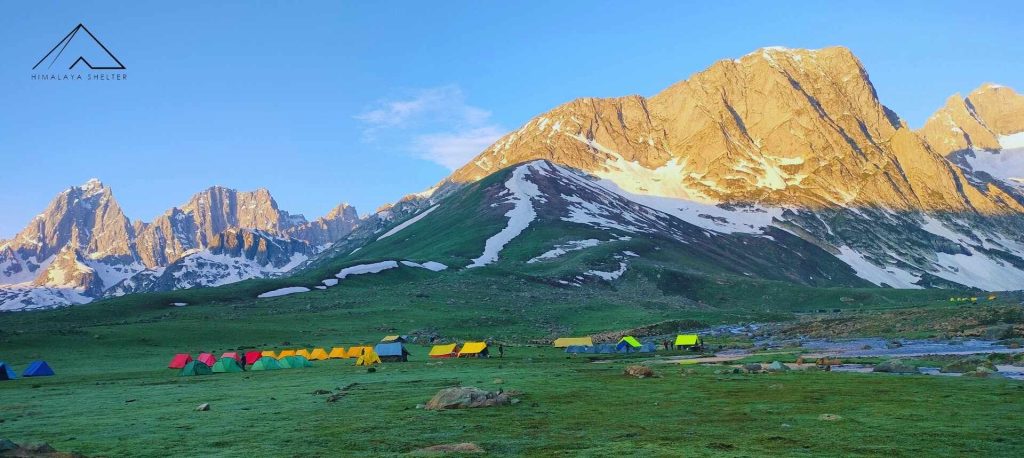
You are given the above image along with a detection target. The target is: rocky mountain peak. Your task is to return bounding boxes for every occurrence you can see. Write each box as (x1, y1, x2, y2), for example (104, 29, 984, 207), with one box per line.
(448, 46, 1018, 214)
(921, 84, 1023, 156)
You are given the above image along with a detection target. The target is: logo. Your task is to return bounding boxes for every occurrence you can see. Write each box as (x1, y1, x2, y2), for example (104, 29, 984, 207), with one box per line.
(32, 23, 127, 81)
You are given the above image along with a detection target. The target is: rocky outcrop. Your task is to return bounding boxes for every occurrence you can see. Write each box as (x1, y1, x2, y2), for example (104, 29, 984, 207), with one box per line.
(284, 203, 360, 247)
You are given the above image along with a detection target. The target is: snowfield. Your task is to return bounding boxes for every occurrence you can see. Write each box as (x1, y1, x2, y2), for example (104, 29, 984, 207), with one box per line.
(468, 162, 544, 268)
(834, 246, 922, 289)
(257, 286, 310, 298)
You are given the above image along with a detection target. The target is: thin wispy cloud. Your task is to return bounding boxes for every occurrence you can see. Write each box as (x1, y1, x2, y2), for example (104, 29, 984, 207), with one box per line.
(356, 85, 506, 170)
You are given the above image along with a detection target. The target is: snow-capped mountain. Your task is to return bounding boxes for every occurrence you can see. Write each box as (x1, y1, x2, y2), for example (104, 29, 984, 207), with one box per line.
(0, 182, 359, 310)
(323, 46, 1024, 292)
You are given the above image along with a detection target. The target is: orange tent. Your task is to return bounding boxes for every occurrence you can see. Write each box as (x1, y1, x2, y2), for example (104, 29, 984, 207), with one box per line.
(346, 346, 369, 358)
(309, 348, 329, 360)
(295, 349, 312, 359)
(328, 347, 348, 359)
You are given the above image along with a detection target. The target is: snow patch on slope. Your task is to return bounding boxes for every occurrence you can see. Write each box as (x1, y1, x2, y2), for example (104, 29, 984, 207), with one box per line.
(834, 246, 922, 289)
(999, 132, 1024, 150)
(336, 260, 400, 279)
(528, 239, 602, 263)
(257, 286, 310, 298)
(400, 260, 448, 271)
(467, 163, 544, 268)
(377, 205, 439, 241)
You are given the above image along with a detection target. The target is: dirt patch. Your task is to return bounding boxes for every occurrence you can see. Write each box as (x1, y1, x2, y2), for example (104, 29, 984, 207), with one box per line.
(411, 443, 484, 454)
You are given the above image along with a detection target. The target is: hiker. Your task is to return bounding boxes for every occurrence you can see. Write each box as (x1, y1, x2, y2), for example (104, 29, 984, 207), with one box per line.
(663, 340, 670, 350)
(498, 344, 504, 358)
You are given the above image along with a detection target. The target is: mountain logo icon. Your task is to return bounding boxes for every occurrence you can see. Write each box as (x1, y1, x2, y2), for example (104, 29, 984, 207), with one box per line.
(33, 23, 126, 70)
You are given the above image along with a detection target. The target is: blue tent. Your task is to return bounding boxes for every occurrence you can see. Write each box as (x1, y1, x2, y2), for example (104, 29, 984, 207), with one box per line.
(374, 343, 410, 362)
(639, 343, 658, 353)
(0, 362, 15, 380)
(565, 345, 588, 354)
(23, 361, 55, 377)
(595, 344, 616, 354)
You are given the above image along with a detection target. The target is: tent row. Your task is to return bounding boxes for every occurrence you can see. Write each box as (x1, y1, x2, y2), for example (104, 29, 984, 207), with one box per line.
(427, 341, 489, 358)
(0, 360, 55, 380)
(177, 355, 316, 376)
(560, 335, 704, 354)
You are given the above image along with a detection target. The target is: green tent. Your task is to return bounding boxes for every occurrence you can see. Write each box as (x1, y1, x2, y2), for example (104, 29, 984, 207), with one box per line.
(212, 357, 244, 373)
(278, 356, 301, 369)
(178, 361, 212, 377)
(294, 355, 313, 367)
(250, 357, 282, 371)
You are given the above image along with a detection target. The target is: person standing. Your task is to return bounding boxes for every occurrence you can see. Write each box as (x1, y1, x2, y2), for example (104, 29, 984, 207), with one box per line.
(498, 344, 505, 358)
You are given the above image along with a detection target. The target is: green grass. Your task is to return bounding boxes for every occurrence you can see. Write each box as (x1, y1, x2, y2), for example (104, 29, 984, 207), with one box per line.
(2, 346, 1022, 457)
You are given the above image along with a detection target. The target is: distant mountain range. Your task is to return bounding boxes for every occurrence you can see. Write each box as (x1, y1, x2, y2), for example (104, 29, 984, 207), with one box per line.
(0, 182, 358, 310)
(4, 46, 1024, 311)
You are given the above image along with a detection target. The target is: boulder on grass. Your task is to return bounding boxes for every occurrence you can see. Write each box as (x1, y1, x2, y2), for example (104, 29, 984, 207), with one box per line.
(873, 359, 917, 373)
(766, 361, 790, 372)
(425, 387, 513, 410)
(743, 363, 763, 373)
(624, 365, 655, 378)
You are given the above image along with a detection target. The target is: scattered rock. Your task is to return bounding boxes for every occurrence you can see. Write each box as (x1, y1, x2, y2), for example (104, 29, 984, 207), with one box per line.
(873, 359, 917, 373)
(886, 340, 903, 349)
(367, 367, 376, 373)
(766, 361, 790, 372)
(818, 413, 842, 421)
(326, 393, 347, 403)
(412, 443, 484, 454)
(624, 365, 655, 378)
(195, 403, 210, 411)
(493, 378, 504, 385)
(940, 357, 996, 373)
(964, 367, 1004, 378)
(743, 363, 763, 373)
(424, 387, 515, 410)
(311, 389, 331, 395)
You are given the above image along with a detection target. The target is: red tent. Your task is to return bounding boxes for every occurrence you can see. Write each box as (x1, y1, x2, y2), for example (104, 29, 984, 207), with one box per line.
(197, 353, 217, 367)
(243, 351, 262, 365)
(221, 352, 242, 363)
(168, 353, 192, 369)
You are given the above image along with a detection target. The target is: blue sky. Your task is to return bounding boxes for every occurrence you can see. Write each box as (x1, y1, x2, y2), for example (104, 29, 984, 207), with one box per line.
(1, 1, 1022, 238)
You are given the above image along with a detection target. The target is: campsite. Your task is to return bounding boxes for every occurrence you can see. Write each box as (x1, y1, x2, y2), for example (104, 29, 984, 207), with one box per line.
(1, 274, 1022, 456)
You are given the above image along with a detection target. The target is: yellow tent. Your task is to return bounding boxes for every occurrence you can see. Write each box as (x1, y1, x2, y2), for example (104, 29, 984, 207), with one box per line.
(381, 335, 401, 342)
(458, 341, 488, 357)
(261, 350, 277, 358)
(277, 350, 296, 359)
(328, 347, 348, 359)
(674, 334, 703, 348)
(429, 343, 458, 358)
(309, 348, 329, 360)
(295, 349, 312, 359)
(553, 337, 593, 348)
(355, 348, 381, 366)
(346, 346, 369, 358)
